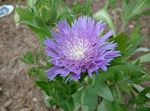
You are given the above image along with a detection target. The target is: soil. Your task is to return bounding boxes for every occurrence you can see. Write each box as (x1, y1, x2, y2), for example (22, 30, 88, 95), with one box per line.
(0, 1, 50, 111)
(0, 0, 150, 111)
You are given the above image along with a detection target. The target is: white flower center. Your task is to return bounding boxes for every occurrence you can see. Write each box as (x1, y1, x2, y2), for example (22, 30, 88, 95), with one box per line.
(65, 39, 89, 60)
(70, 45, 86, 60)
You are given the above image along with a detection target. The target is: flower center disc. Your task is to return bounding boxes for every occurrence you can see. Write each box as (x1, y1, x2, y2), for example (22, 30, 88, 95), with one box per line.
(70, 45, 86, 60)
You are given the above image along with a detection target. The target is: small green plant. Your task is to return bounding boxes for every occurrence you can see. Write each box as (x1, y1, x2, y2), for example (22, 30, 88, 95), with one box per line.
(16, 0, 150, 111)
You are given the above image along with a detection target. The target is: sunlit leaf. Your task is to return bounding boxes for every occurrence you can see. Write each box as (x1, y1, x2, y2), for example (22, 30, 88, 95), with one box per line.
(139, 53, 150, 63)
(130, 86, 150, 105)
(27, 0, 37, 8)
(135, 47, 150, 53)
(133, 84, 150, 99)
(93, 9, 115, 32)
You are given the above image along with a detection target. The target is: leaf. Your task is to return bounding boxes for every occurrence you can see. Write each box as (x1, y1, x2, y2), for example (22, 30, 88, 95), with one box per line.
(36, 81, 52, 96)
(83, 0, 93, 15)
(71, 0, 93, 16)
(72, 86, 98, 111)
(125, 25, 143, 58)
(21, 52, 35, 64)
(43, 92, 52, 108)
(83, 85, 98, 111)
(113, 32, 127, 52)
(93, 9, 115, 32)
(134, 47, 150, 53)
(16, 8, 33, 20)
(71, 2, 83, 15)
(27, 0, 37, 8)
(130, 86, 150, 105)
(98, 64, 146, 83)
(28, 67, 47, 81)
(98, 100, 110, 111)
(14, 11, 20, 25)
(72, 88, 84, 105)
(121, 0, 149, 28)
(97, 99, 129, 111)
(16, 8, 51, 40)
(73, 81, 114, 111)
(118, 81, 131, 94)
(137, 107, 150, 111)
(95, 82, 114, 102)
(139, 53, 150, 63)
(60, 98, 75, 111)
(133, 84, 150, 99)
(107, 0, 116, 8)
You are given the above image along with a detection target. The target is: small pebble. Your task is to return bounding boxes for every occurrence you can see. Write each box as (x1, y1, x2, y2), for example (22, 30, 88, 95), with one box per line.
(129, 24, 134, 28)
(20, 108, 32, 111)
(32, 97, 38, 102)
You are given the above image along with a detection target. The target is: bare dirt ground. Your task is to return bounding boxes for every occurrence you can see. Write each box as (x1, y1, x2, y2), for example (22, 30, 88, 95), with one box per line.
(0, 1, 50, 111)
(0, 9, 50, 111)
(0, 0, 150, 111)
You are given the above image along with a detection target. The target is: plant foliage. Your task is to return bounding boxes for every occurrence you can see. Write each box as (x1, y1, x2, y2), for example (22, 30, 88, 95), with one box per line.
(16, 0, 150, 111)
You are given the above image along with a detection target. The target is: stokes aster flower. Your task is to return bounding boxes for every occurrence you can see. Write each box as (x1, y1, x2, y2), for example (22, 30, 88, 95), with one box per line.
(44, 16, 120, 80)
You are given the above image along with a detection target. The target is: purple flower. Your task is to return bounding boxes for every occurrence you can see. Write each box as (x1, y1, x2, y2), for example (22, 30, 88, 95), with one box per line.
(44, 16, 120, 80)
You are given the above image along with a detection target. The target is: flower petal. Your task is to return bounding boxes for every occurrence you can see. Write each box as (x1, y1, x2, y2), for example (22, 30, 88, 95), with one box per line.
(99, 30, 114, 44)
(88, 66, 99, 78)
(47, 66, 60, 80)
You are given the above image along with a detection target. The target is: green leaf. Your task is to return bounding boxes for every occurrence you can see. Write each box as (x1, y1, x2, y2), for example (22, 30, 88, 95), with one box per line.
(21, 52, 35, 64)
(72, 88, 84, 105)
(113, 32, 127, 52)
(83, 85, 98, 111)
(28, 67, 47, 81)
(83, 0, 93, 15)
(72, 86, 97, 111)
(98, 100, 129, 111)
(98, 100, 112, 111)
(130, 86, 150, 105)
(73, 81, 114, 111)
(16, 8, 33, 21)
(137, 107, 150, 111)
(60, 98, 75, 111)
(125, 25, 143, 58)
(95, 82, 114, 102)
(121, 0, 149, 28)
(93, 9, 115, 32)
(135, 47, 150, 53)
(71, 0, 93, 16)
(133, 84, 150, 99)
(36, 81, 52, 96)
(139, 53, 150, 63)
(118, 81, 131, 94)
(27, 0, 37, 8)
(16, 8, 51, 40)
(107, 0, 116, 8)
(98, 64, 146, 83)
